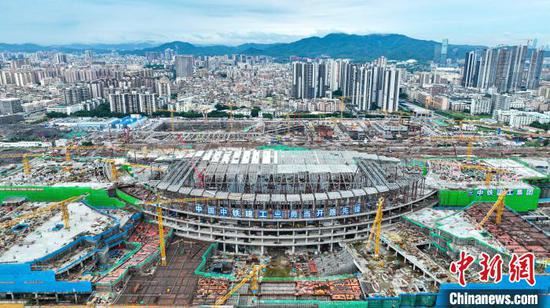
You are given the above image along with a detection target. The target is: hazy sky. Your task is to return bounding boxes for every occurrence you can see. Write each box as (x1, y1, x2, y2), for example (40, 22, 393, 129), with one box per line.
(1, 0, 548, 46)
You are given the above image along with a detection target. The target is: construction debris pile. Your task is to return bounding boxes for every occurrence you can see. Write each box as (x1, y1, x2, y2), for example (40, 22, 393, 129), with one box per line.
(206, 252, 261, 280)
(0, 157, 107, 186)
(426, 159, 522, 189)
(295, 278, 362, 301)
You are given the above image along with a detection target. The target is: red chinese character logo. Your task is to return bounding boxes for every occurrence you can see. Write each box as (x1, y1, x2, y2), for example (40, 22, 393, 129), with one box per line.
(450, 251, 475, 287)
(509, 253, 536, 286)
(479, 252, 503, 283)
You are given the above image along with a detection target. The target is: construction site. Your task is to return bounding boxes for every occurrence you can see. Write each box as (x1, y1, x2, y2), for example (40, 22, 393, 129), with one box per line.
(0, 117, 548, 307)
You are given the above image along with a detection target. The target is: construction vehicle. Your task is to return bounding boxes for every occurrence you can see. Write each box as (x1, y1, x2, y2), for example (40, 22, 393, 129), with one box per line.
(215, 264, 266, 306)
(0, 195, 86, 231)
(477, 189, 508, 228)
(366, 197, 385, 257)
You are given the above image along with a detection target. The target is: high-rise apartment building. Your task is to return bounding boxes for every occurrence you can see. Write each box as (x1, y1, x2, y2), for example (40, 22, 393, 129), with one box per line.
(156, 77, 172, 99)
(0, 98, 23, 115)
(526, 49, 545, 89)
(108, 88, 158, 115)
(292, 61, 319, 99)
(175, 55, 194, 78)
(55, 53, 68, 64)
(380, 68, 401, 113)
(462, 51, 479, 88)
(440, 39, 448, 66)
(463, 44, 539, 93)
(343, 58, 400, 112)
(63, 85, 91, 105)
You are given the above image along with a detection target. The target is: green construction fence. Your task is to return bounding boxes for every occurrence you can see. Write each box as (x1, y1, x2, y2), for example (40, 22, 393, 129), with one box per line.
(438, 187, 540, 212)
(0, 185, 126, 208)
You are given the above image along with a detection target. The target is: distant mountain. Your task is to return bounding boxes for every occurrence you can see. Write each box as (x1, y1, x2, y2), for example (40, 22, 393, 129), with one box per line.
(244, 33, 482, 61)
(125, 33, 483, 61)
(0, 33, 483, 61)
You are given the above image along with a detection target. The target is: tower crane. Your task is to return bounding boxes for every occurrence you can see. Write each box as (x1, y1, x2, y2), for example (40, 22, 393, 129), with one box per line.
(477, 189, 508, 228)
(0, 195, 86, 231)
(428, 135, 481, 159)
(155, 200, 167, 266)
(157, 108, 177, 131)
(366, 197, 385, 257)
(103, 159, 119, 181)
(460, 163, 508, 186)
(215, 264, 266, 306)
(0, 153, 43, 176)
(145, 196, 219, 266)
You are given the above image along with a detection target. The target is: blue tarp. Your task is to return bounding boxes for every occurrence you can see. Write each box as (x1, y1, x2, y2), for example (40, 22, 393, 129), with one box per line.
(0, 263, 91, 293)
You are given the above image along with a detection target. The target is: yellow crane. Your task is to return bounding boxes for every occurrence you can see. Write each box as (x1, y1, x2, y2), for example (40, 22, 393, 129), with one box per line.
(155, 202, 167, 266)
(460, 163, 508, 186)
(146, 196, 219, 266)
(428, 135, 481, 159)
(64, 146, 72, 172)
(477, 189, 508, 228)
(0, 195, 86, 231)
(22, 154, 32, 176)
(215, 264, 266, 306)
(103, 159, 119, 181)
(0, 153, 43, 176)
(366, 197, 385, 257)
(157, 109, 177, 131)
(339, 96, 346, 120)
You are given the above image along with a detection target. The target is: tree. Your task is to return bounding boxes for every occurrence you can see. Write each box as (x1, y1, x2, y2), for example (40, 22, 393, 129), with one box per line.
(251, 107, 261, 117)
(529, 121, 550, 131)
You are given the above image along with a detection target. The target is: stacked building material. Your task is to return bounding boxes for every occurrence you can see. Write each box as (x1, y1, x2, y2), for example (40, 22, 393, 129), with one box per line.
(193, 278, 229, 304)
(295, 278, 361, 300)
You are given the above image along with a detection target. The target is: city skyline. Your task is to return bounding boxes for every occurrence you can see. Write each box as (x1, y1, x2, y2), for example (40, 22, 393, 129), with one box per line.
(0, 0, 548, 47)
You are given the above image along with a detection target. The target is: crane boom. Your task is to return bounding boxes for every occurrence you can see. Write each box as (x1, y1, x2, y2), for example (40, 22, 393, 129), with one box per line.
(156, 204, 167, 266)
(0, 195, 86, 230)
(366, 197, 385, 256)
(477, 189, 508, 228)
(215, 264, 265, 306)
